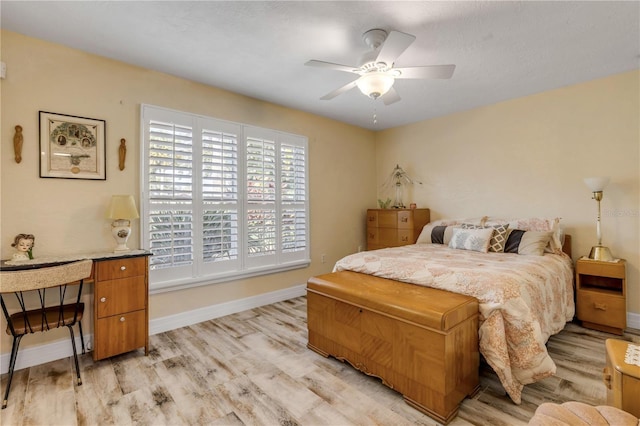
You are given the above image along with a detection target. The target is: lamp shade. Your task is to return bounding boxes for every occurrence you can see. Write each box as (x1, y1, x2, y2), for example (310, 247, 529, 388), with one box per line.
(356, 72, 394, 99)
(583, 177, 610, 192)
(106, 195, 139, 220)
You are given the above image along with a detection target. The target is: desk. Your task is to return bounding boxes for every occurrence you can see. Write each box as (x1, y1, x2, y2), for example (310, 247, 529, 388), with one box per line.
(1, 250, 151, 361)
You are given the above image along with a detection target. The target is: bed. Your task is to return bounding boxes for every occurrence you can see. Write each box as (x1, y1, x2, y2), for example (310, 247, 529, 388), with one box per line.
(311, 217, 574, 407)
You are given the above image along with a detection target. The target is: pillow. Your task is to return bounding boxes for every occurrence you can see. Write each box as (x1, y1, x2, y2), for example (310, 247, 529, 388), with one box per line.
(448, 227, 493, 253)
(504, 230, 553, 256)
(416, 224, 457, 245)
(461, 223, 510, 253)
(416, 217, 487, 244)
(484, 217, 564, 253)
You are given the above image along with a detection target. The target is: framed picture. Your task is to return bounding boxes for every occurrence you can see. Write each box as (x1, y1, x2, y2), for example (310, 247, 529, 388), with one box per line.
(39, 111, 106, 180)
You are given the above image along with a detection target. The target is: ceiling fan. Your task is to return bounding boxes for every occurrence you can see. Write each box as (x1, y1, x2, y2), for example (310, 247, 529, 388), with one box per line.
(305, 29, 455, 105)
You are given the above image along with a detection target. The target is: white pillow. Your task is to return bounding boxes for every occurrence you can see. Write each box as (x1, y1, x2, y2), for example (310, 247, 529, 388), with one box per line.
(448, 227, 494, 253)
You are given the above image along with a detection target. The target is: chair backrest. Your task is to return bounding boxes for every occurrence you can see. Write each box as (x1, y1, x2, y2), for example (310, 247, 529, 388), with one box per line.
(0, 260, 93, 293)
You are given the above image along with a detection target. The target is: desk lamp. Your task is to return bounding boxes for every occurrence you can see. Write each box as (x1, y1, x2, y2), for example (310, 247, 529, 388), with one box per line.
(584, 177, 613, 261)
(106, 195, 139, 252)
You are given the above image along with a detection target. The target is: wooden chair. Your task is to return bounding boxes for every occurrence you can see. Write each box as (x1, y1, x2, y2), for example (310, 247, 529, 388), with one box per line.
(0, 259, 93, 409)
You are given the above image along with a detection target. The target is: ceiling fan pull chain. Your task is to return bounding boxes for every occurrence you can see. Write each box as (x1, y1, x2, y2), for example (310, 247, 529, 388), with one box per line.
(373, 108, 378, 125)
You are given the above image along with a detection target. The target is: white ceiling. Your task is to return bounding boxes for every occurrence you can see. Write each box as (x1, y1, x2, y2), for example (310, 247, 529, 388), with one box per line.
(2, 1, 639, 130)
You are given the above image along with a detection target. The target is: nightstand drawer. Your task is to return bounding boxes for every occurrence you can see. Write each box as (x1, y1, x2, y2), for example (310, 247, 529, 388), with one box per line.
(577, 291, 626, 329)
(96, 257, 146, 281)
(577, 260, 625, 279)
(95, 276, 146, 318)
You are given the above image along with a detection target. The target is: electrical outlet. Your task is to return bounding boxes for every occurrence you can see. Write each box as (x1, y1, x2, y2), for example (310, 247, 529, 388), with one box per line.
(321, 254, 326, 264)
(358, 245, 363, 252)
(0, 62, 6, 79)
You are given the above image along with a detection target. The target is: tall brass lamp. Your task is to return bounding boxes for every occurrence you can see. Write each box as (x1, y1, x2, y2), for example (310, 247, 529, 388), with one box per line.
(584, 177, 613, 261)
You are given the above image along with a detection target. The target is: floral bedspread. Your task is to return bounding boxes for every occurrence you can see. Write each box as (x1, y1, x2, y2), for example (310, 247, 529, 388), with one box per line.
(333, 244, 574, 404)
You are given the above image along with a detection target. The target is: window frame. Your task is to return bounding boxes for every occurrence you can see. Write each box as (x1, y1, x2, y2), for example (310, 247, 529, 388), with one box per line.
(140, 104, 310, 293)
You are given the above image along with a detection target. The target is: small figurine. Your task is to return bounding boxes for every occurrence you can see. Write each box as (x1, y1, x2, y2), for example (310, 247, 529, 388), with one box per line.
(118, 138, 127, 170)
(11, 233, 35, 261)
(13, 125, 23, 164)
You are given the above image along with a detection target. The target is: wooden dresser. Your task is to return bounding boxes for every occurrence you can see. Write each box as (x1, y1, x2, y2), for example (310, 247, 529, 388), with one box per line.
(93, 254, 149, 361)
(366, 208, 430, 250)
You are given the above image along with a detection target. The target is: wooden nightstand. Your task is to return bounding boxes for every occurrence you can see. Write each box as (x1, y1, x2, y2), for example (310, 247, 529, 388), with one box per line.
(604, 339, 640, 417)
(576, 258, 626, 335)
(366, 208, 430, 250)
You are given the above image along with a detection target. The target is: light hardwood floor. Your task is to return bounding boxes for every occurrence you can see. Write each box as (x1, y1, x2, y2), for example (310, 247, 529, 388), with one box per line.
(1, 296, 638, 426)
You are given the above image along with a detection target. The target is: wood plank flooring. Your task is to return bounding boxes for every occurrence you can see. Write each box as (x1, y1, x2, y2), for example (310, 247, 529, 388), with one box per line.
(1, 296, 638, 426)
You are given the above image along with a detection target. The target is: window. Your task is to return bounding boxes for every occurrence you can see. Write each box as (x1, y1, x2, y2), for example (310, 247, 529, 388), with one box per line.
(141, 105, 309, 292)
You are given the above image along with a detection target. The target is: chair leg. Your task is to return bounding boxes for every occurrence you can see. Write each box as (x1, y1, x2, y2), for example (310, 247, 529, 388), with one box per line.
(78, 321, 86, 355)
(66, 326, 82, 386)
(2, 335, 23, 409)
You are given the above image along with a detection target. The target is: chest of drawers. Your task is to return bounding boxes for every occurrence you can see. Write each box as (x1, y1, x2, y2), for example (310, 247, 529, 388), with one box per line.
(366, 208, 430, 250)
(93, 254, 149, 360)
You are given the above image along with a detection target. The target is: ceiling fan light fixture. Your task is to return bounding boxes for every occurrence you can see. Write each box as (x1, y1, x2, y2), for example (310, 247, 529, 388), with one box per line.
(356, 72, 394, 99)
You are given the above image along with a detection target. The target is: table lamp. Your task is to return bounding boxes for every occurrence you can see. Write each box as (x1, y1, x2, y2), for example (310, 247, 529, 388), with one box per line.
(106, 195, 139, 252)
(584, 177, 613, 261)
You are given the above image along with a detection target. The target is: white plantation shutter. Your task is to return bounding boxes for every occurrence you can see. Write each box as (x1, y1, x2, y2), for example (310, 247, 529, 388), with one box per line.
(200, 120, 241, 275)
(141, 105, 309, 291)
(280, 137, 307, 259)
(146, 114, 195, 280)
(245, 129, 277, 267)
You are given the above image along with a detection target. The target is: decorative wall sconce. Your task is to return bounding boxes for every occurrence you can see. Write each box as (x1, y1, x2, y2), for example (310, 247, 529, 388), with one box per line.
(13, 125, 23, 164)
(119, 138, 127, 171)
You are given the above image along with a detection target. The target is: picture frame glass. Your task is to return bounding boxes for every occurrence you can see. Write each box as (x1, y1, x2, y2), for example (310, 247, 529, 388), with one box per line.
(39, 111, 106, 180)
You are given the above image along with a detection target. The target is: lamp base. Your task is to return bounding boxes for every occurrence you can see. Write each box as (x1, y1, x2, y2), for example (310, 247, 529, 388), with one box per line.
(588, 245, 613, 261)
(111, 220, 132, 253)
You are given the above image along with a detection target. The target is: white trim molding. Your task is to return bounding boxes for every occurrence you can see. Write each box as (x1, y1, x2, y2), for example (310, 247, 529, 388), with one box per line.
(1, 284, 306, 375)
(2, 287, 638, 375)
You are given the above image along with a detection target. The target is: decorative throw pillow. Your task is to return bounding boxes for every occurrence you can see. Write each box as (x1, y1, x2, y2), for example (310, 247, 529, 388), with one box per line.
(416, 224, 457, 245)
(461, 223, 510, 253)
(448, 227, 493, 253)
(505, 230, 553, 256)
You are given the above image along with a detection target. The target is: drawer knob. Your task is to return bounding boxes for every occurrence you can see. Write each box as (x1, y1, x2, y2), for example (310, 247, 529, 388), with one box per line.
(120, 266, 127, 271)
(401, 236, 408, 242)
(594, 302, 607, 311)
(120, 317, 126, 322)
(100, 297, 107, 303)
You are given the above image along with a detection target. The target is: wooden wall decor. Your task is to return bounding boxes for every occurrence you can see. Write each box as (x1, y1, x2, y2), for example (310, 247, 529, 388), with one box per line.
(119, 138, 127, 171)
(13, 125, 23, 163)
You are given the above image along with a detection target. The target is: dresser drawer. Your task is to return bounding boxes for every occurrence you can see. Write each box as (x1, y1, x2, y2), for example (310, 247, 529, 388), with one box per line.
(577, 290, 626, 329)
(96, 257, 146, 281)
(95, 276, 146, 318)
(94, 310, 147, 360)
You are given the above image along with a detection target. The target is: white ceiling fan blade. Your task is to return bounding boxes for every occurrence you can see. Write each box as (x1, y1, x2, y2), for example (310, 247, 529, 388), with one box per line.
(381, 87, 401, 105)
(305, 60, 358, 74)
(394, 65, 456, 79)
(320, 79, 359, 100)
(375, 31, 416, 67)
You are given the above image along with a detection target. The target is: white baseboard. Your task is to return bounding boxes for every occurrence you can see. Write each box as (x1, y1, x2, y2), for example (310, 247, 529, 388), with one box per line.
(1, 283, 306, 375)
(149, 283, 306, 335)
(2, 287, 637, 375)
(628, 311, 640, 330)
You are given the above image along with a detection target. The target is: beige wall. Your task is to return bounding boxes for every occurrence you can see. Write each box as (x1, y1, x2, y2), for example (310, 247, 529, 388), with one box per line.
(0, 31, 375, 351)
(376, 70, 640, 316)
(2, 29, 638, 359)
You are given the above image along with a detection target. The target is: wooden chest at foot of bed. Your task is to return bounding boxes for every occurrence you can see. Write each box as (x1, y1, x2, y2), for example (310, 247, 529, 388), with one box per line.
(307, 271, 480, 425)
